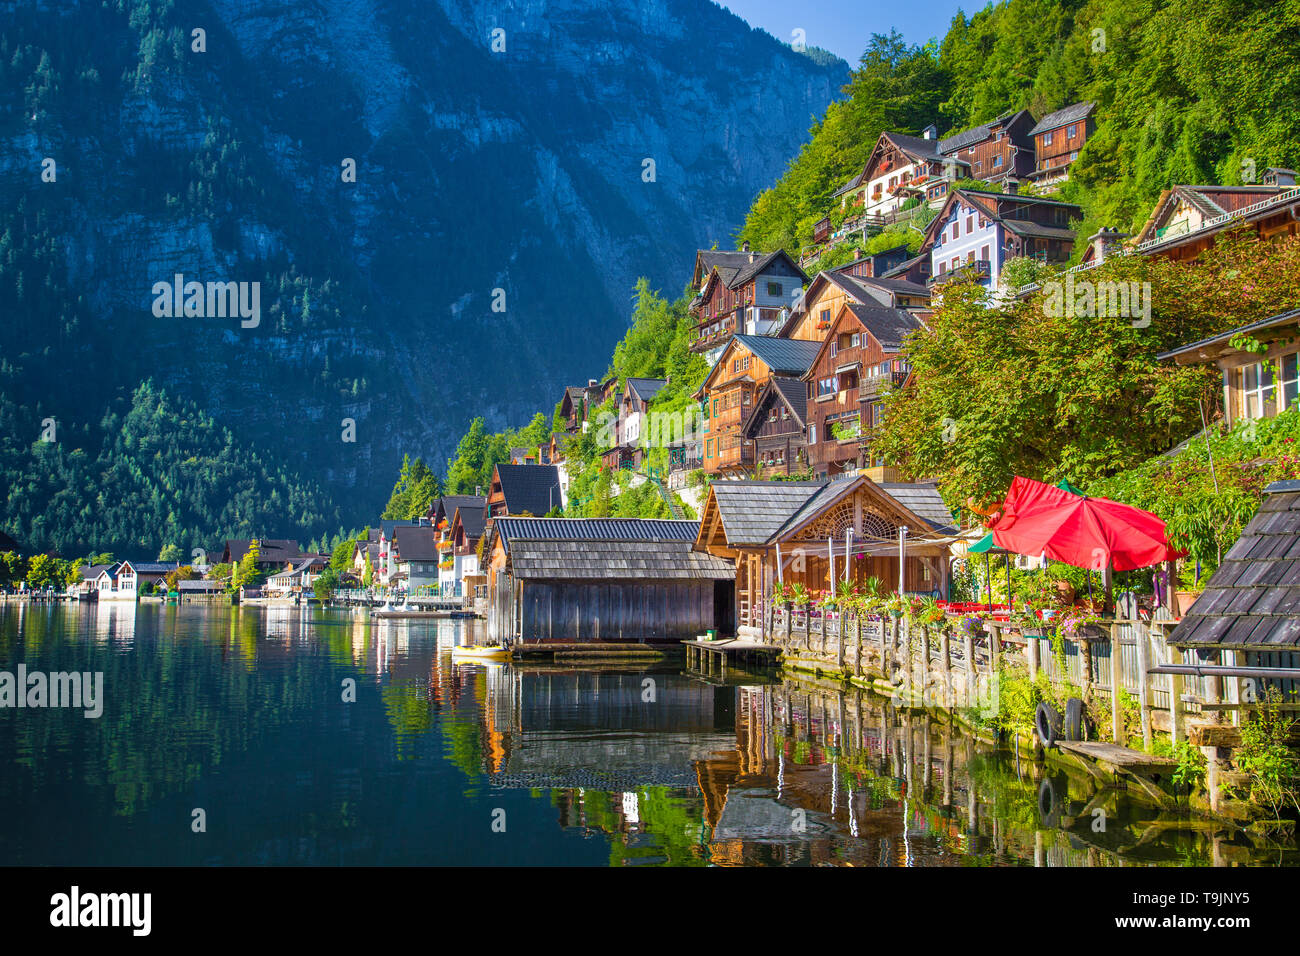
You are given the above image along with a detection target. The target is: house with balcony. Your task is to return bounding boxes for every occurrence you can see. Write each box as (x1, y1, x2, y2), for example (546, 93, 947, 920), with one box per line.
(115, 560, 180, 598)
(1026, 102, 1096, 188)
(924, 185, 1082, 294)
(487, 463, 563, 519)
(741, 376, 809, 478)
(558, 385, 590, 434)
(442, 501, 488, 596)
(1131, 179, 1300, 263)
(803, 303, 923, 480)
(690, 244, 807, 364)
(1157, 309, 1300, 429)
(697, 335, 821, 476)
(833, 128, 969, 220)
(781, 267, 930, 342)
(938, 109, 1036, 184)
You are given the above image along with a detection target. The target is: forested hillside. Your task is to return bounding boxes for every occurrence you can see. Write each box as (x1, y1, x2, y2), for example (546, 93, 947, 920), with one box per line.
(741, 0, 1300, 255)
(0, 378, 344, 557)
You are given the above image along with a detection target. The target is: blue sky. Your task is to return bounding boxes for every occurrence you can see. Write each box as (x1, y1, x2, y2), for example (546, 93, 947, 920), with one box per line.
(719, 0, 968, 65)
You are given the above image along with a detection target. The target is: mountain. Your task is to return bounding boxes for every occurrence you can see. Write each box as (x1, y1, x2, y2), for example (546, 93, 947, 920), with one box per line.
(0, 0, 847, 551)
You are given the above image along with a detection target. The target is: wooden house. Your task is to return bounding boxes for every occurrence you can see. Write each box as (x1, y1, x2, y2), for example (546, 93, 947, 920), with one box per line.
(923, 186, 1081, 293)
(1158, 309, 1300, 427)
(558, 385, 589, 434)
(1026, 102, 1096, 188)
(221, 539, 302, 570)
(265, 554, 328, 597)
(444, 500, 488, 595)
(804, 303, 924, 480)
(938, 109, 1036, 183)
(392, 525, 439, 591)
(690, 245, 807, 362)
(693, 476, 957, 634)
(741, 376, 808, 477)
(487, 463, 563, 519)
(697, 335, 822, 475)
(1131, 182, 1300, 263)
(483, 517, 735, 644)
(829, 245, 915, 282)
(606, 377, 668, 470)
(1166, 479, 1300, 693)
(832, 128, 969, 218)
(781, 268, 930, 342)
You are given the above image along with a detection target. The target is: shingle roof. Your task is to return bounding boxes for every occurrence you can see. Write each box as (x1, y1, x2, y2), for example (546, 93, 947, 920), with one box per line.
(82, 563, 119, 580)
(437, 495, 485, 522)
(877, 483, 957, 532)
(938, 110, 1028, 154)
(123, 561, 180, 574)
(450, 499, 488, 540)
(1169, 482, 1300, 648)
(1157, 309, 1300, 362)
(768, 376, 808, 427)
(494, 464, 563, 517)
(879, 254, 929, 280)
(883, 131, 946, 162)
(178, 579, 226, 591)
(225, 539, 300, 564)
(708, 481, 827, 547)
(845, 304, 925, 352)
(1028, 101, 1096, 136)
(393, 525, 438, 562)
(733, 334, 822, 376)
(1001, 220, 1077, 240)
(496, 518, 733, 581)
(627, 377, 669, 404)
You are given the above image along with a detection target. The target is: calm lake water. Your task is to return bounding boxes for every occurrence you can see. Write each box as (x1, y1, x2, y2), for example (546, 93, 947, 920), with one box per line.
(0, 603, 1290, 866)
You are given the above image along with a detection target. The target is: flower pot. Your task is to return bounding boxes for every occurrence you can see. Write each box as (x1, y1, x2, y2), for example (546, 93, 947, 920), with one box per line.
(1175, 590, 1203, 616)
(1054, 581, 1076, 603)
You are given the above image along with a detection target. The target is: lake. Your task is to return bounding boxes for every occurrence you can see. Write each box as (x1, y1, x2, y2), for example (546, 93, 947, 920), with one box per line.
(0, 603, 1287, 866)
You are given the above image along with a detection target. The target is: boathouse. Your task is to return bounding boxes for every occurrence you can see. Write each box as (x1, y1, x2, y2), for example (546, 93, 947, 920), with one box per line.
(693, 474, 958, 634)
(484, 517, 735, 644)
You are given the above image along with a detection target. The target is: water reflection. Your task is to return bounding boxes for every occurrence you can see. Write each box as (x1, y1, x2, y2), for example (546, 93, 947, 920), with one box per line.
(0, 604, 1292, 866)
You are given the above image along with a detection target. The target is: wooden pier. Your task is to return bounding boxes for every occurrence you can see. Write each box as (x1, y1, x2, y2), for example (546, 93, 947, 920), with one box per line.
(683, 638, 782, 680)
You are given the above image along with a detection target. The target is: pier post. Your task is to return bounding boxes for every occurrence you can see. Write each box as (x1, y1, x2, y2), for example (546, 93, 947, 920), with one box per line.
(1109, 623, 1124, 745)
(989, 623, 1001, 673)
(1080, 638, 1094, 697)
(1170, 670, 1185, 746)
(836, 613, 846, 670)
(1027, 631, 1039, 681)
(1135, 621, 1153, 752)
(853, 615, 863, 678)
(820, 608, 828, 657)
(939, 629, 952, 710)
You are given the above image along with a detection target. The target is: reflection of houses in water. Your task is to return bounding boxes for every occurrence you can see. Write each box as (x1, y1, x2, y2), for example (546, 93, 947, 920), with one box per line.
(90, 600, 137, 647)
(484, 671, 737, 792)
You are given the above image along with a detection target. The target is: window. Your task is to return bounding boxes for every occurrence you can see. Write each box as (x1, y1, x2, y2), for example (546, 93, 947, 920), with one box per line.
(1241, 362, 1276, 419)
(1044, 131, 1053, 146)
(1067, 124, 1077, 138)
(966, 215, 974, 233)
(952, 220, 960, 239)
(817, 376, 836, 398)
(1069, 151, 1078, 161)
(712, 398, 719, 417)
(981, 244, 990, 262)
(951, 256, 960, 269)
(766, 281, 781, 296)
(706, 439, 713, 458)
(973, 161, 982, 173)
(993, 155, 1003, 168)
(809, 423, 817, 445)
(1279, 353, 1300, 411)
(819, 308, 831, 326)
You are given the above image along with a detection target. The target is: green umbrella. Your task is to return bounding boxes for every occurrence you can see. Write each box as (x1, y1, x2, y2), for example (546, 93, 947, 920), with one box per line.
(1056, 479, 1086, 496)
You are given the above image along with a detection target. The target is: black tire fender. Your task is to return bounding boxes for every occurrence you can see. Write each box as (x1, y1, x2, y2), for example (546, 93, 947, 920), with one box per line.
(1035, 701, 1062, 747)
(1064, 697, 1085, 742)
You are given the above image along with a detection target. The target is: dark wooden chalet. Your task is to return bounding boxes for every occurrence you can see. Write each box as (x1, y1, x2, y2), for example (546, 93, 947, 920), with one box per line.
(697, 335, 821, 475)
(1167, 480, 1300, 695)
(781, 268, 931, 343)
(484, 517, 735, 644)
(558, 385, 589, 433)
(938, 109, 1036, 183)
(222, 538, 302, 570)
(1132, 181, 1300, 263)
(741, 376, 808, 478)
(690, 245, 807, 356)
(487, 463, 563, 519)
(1027, 102, 1096, 188)
(804, 303, 923, 481)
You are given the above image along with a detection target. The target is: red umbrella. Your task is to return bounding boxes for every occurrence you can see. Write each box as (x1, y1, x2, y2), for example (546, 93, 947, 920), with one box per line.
(985, 476, 1185, 571)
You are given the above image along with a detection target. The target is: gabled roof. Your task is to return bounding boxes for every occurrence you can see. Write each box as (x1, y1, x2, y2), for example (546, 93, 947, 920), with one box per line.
(1028, 101, 1096, 136)
(843, 304, 925, 352)
(741, 376, 809, 436)
(1157, 309, 1300, 364)
(451, 501, 488, 541)
(120, 560, 180, 574)
(626, 377, 669, 404)
(1134, 185, 1299, 244)
(879, 254, 930, 280)
(494, 464, 563, 517)
(699, 476, 955, 549)
(923, 188, 1082, 245)
(436, 495, 486, 523)
(82, 563, 119, 581)
(699, 249, 806, 302)
(393, 525, 438, 562)
(225, 539, 301, 565)
(1168, 481, 1300, 648)
(704, 481, 827, 547)
(737, 334, 822, 376)
(494, 518, 733, 581)
(938, 109, 1033, 154)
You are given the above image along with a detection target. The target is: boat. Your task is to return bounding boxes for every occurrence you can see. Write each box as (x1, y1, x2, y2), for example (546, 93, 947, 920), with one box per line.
(451, 643, 510, 662)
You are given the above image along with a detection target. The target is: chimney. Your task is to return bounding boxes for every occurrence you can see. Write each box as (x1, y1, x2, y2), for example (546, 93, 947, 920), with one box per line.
(922, 123, 937, 140)
(1088, 227, 1128, 264)
(741, 239, 750, 253)
(1004, 178, 1019, 195)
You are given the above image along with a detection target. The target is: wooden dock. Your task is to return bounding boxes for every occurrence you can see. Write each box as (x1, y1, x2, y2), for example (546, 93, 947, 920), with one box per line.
(510, 642, 680, 664)
(683, 638, 782, 679)
(1054, 739, 1180, 808)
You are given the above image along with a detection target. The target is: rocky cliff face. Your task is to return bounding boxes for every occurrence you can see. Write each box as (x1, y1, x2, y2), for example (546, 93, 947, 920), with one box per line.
(1, 0, 845, 520)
